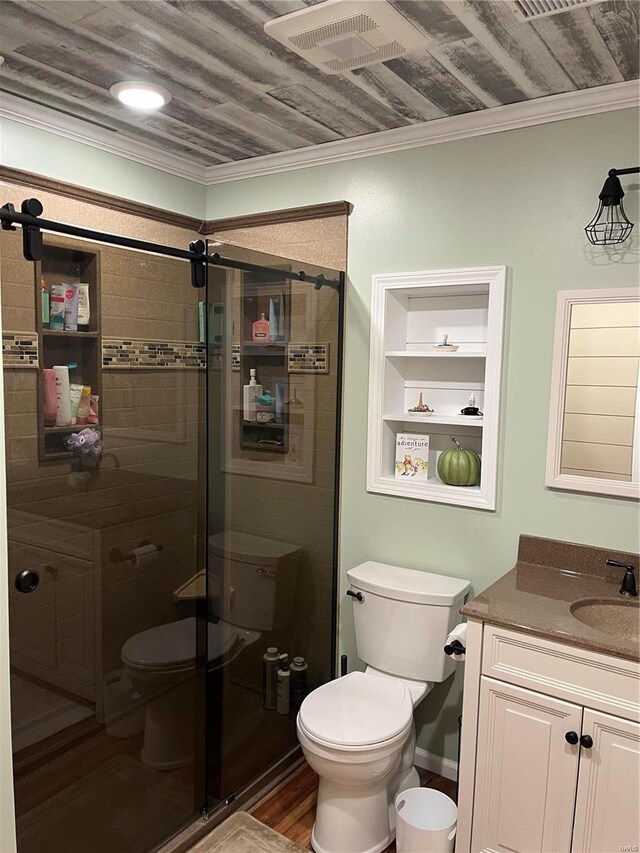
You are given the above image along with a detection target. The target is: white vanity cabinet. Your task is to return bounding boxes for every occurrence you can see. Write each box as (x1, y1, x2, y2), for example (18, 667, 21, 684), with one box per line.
(457, 622, 640, 853)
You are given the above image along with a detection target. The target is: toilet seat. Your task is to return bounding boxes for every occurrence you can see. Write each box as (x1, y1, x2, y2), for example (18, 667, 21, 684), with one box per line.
(122, 617, 238, 672)
(298, 672, 413, 748)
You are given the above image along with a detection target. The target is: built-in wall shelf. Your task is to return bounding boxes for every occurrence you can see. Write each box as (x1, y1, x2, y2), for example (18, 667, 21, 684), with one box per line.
(367, 266, 507, 510)
(383, 413, 484, 427)
(42, 330, 99, 339)
(385, 350, 487, 358)
(35, 239, 102, 462)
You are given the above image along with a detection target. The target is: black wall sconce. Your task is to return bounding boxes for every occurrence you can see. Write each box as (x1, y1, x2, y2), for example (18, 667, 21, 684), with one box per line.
(585, 166, 640, 246)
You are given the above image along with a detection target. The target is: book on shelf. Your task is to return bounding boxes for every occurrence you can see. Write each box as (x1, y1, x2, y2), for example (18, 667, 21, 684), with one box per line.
(395, 433, 429, 479)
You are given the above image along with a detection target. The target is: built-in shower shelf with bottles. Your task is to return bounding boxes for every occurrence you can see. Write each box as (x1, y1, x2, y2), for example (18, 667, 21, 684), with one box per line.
(367, 267, 507, 510)
(239, 271, 291, 455)
(35, 239, 102, 462)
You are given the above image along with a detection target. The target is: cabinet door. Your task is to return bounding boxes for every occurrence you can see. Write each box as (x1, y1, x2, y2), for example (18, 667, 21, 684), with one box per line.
(572, 710, 640, 853)
(472, 677, 582, 853)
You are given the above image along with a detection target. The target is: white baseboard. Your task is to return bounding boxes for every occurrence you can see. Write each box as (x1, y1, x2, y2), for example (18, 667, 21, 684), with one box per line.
(414, 746, 458, 782)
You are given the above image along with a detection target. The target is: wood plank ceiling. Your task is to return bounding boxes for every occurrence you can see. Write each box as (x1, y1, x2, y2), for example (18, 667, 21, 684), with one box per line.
(0, 0, 638, 168)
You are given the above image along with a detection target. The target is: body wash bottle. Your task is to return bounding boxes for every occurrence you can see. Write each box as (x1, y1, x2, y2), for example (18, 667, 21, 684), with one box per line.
(243, 368, 262, 422)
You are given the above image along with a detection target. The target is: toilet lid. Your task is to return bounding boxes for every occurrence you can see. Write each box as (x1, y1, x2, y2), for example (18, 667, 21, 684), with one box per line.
(122, 617, 238, 670)
(298, 672, 412, 747)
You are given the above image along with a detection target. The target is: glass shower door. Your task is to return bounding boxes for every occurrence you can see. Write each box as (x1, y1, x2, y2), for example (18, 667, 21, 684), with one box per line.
(205, 242, 343, 806)
(1, 226, 205, 853)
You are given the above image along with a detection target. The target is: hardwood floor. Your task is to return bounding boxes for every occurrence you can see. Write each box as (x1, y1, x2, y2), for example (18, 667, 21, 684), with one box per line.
(251, 761, 457, 852)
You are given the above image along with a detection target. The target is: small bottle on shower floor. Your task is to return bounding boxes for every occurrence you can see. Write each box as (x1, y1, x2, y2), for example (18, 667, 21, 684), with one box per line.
(276, 659, 290, 715)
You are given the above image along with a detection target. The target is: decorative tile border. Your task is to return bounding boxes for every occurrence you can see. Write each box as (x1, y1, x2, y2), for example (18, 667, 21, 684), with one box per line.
(102, 338, 205, 369)
(288, 343, 329, 374)
(2, 332, 38, 368)
(232, 344, 240, 372)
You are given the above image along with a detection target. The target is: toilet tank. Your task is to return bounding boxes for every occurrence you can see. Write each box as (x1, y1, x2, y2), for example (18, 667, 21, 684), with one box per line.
(346, 561, 470, 683)
(209, 531, 302, 631)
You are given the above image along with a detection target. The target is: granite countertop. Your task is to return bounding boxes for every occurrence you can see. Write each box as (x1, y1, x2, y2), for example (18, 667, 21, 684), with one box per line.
(461, 535, 640, 663)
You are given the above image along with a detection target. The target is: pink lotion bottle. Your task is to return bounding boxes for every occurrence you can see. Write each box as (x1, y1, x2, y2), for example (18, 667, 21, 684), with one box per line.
(252, 313, 270, 342)
(42, 369, 57, 427)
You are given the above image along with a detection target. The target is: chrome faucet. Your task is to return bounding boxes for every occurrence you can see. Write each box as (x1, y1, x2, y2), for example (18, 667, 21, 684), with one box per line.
(606, 559, 638, 597)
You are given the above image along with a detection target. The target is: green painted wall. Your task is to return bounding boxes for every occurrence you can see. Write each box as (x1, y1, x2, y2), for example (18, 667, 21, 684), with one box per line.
(1, 108, 638, 765)
(205, 108, 640, 763)
(0, 118, 206, 217)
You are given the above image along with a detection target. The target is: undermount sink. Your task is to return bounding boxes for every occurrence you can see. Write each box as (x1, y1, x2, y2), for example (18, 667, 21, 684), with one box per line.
(570, 597, 640, 643)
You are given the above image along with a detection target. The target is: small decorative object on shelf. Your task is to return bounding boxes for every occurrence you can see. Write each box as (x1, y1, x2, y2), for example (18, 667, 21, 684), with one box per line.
(460, 393, 483, 417)
(437, 436, 481, 487)
(395, 433, 429, 479)
(432, 333, 459, 353)
(408, 392, 434, 415)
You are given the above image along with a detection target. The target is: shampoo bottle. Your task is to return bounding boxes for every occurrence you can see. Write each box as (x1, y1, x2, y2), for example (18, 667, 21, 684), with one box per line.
(243, 368, 262, 422)
(276, 659, 290, 715)
(252, 312, 269, 342)
(40, 274, 49, 328)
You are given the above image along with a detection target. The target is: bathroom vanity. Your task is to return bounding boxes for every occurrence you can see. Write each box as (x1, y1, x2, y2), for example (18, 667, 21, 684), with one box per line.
(456, 535, 640, 853)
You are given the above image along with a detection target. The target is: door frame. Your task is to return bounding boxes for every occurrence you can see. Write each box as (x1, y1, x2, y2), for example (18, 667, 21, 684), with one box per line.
(0, 275, 18, 852)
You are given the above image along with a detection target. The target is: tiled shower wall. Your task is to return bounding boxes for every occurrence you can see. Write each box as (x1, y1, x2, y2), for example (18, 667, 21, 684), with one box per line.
(216, 220, 347, 688)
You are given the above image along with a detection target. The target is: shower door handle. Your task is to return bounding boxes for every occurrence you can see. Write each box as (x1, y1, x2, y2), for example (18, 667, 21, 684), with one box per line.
(15, 569, 40, 594)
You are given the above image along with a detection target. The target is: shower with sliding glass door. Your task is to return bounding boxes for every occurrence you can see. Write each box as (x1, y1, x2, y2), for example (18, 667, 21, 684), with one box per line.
(0, 199, 343, 852)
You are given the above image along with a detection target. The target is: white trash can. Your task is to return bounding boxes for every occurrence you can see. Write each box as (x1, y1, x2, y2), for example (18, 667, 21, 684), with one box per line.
(395, 788, 457, 853)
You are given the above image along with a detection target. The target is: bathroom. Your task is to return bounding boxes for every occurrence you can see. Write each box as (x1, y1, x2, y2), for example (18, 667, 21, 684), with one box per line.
(0, 1, 638, 852)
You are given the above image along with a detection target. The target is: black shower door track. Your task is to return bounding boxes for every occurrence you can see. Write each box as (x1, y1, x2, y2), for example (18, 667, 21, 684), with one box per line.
(0, 199, 344, 291)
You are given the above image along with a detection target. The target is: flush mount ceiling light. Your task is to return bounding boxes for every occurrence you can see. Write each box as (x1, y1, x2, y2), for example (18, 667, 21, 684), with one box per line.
(110, 81, 171, 111)
(585, 167, 640, 246)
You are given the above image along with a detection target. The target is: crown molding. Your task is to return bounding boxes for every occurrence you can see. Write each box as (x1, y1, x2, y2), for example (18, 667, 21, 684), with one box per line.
(1, 81, 638, 189)
(0, 92, 206, 183)
(200, 200, 353, 234)
(202, 80, 639, 185)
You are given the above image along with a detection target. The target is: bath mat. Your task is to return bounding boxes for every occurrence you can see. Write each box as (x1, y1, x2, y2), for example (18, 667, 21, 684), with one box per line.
(17, 754, 194, 853)
(190, 811, 308, 852)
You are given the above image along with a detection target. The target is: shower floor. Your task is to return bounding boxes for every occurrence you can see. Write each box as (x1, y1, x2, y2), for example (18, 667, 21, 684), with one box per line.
(10, 672, 94, 753)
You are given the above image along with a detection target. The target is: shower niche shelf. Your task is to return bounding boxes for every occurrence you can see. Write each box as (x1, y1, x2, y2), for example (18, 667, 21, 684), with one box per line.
(238, 272, 291, 455)
(35, 239, 102, 462)
(367, 266, 507, 510)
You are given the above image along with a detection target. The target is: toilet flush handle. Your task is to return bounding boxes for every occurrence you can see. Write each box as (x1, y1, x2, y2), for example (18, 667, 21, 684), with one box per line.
(347, 590, 363, 602)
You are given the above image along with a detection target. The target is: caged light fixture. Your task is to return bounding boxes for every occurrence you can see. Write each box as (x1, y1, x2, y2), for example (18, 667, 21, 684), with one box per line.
(585, 166, 640, 246)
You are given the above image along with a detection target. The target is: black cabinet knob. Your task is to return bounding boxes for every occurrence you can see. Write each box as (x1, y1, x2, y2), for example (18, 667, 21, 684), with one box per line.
(565, 731, 579, 745)
(15, 570, 40, 594)
(346, 590, 363, 602)
(580, 734, 593, 749)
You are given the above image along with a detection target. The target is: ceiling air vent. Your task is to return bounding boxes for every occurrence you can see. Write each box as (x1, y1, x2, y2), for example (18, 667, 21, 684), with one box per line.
(263, 0, 430, 75)
(512, 0, 605, 21)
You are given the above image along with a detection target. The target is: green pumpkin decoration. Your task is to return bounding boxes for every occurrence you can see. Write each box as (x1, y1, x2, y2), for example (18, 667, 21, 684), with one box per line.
(437, 436, 481, 486)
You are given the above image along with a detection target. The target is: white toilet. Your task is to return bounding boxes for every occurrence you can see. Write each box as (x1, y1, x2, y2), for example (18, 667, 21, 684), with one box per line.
(122, 530, 301, 770)
(297, 560, 470, 853)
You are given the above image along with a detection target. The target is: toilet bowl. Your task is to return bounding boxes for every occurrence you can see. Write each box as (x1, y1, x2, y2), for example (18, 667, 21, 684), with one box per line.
(298, 561, 470, 853)
(121, 530, 301, 770)
(122, 617, 258, 769)
(297, 671, 420, 853)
